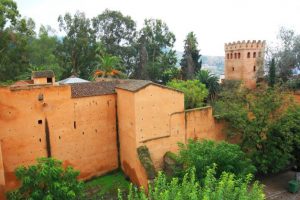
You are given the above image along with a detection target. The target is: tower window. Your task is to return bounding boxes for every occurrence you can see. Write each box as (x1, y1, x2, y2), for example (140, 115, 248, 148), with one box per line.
(47, 78, 52, 83)
(238, 52, 241, 59)
(253, 66, 256, 72)
(234, 53, 236, 59)
(247, 52, 251, 58)
(230, 53, 233, 59)
(227, 53, 229, 59)
(232, 67, 235, 71)
(253, 52, 256, 58)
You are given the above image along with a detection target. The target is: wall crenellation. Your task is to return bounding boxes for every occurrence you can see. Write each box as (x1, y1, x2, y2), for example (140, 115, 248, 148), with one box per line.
(225, 40, 266, 50)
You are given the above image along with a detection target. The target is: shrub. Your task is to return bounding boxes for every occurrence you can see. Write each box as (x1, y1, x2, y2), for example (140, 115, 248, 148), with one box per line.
(6, 157, 83, 200)
(118, 166, 265, 200)
(167, 79, 208, 109)
(177, 140, 256, 180)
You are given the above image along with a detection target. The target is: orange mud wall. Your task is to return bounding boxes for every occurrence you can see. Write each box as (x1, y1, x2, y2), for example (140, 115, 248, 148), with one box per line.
(0, 86, 118, 193)
(294, 93, 300, 104)
(116, 85, 226, 189)
(116, 85, 186, 187)
(186, 107, 226, 141)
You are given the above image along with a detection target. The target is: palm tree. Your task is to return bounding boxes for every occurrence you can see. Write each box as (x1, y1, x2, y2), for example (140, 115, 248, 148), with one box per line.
(197, 70, 220, 102)
(93, 53, 121, 78)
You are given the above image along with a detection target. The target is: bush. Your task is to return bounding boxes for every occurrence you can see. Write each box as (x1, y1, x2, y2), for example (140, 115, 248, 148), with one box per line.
(167, 79, 208, 109)
(118, 166, 265, 200)
(6, 157, 83, 200)
(177, 140, 256, 180)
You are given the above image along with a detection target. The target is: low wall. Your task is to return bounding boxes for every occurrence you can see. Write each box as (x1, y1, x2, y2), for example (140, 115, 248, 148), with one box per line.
(294, 92, 300, 104)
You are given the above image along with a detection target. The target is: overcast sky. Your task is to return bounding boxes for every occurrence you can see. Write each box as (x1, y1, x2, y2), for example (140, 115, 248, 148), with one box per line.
(15, 0, 300, 56)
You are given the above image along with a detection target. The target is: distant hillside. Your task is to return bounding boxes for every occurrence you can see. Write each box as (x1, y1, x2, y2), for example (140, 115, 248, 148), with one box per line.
(176, 51, 224, 76)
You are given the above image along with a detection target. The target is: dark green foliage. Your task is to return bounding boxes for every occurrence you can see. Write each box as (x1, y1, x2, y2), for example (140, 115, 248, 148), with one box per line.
(268, 58, 276, 87)
(161, 67, 180, 84)
(167, 79, 208, 109)
(92, 10, 137, 76)
(57, 11, 97, 79)
(215, 84, 300, 174)
(0, 0, 19, 30)
(135, 19, 177, 81)
(177, 140, 256, 180)
(197, 70, 220, 101)
(137, 146, 156, 179)
(6, 157, 83, 200)
(163, 151, 183, 177)
(181, 32, 202, 80)
(118, 167, 265, 200)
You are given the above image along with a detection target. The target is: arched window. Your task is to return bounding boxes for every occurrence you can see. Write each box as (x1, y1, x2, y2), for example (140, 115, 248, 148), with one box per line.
(234, 53, 237, 59)
(227, 53, 229, 59)
(253, 66, 256, 72)
(230, 53, 233, 59)
(253, 52, 256, 58)
(232, 67, 235, 71)
(247, 52, 251, 58)
(238, 52, 241, 59)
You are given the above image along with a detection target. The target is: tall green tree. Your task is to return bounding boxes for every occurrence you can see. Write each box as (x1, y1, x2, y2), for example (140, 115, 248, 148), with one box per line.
(57, 11, 97, 79)
(268, 58, 276, 87)
(181, 32, 202, 80)
(0, 0, 19, 30)
(92, 10, 137, 76)
(135, 19, 177, 82)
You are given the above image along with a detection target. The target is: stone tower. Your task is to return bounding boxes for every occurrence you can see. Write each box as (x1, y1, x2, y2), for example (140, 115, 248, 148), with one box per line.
(224, 40, 266, 88)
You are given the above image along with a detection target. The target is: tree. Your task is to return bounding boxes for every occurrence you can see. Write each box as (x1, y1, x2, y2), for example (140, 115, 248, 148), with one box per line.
(6, 157, 83, 200)
(57, 11, 97, 79)
(270, 27, 300, 81)
(0, 16, 36, 82)
(197, 70, 220, 101)
(214, 84, 300, 173)
(268, 58, 276, 87)
(118, 167, 265, 200)
(135, 19, 177, 82)
(167, 79, 208, 109)
(92, 10, 137, 76)
(177, 140, 256, 181)
(0, 0, 19, 30)
(181, 32, 202, 80)
(93, 53, 122, 79)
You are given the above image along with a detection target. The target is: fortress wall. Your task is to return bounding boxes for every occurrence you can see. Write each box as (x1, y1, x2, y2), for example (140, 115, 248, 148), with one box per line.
(185, 106, 226, 141)
(135, 85, 185, 170)
(0, 86, 118, 191)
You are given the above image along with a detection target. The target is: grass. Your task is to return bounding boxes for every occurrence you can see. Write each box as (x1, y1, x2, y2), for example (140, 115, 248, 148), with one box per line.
(84, 170, 130, 199)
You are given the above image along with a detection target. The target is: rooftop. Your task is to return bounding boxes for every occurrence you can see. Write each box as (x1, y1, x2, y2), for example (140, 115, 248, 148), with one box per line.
(32, 70, 55, 78)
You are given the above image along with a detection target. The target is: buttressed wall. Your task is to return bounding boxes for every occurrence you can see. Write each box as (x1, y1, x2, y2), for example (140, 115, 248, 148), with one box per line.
(116, 82, 226, 189)
(0, 83, 118, 193)
(224, 40, 266, 88)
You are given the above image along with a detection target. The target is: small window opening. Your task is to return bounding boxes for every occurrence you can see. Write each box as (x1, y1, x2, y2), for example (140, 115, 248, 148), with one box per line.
(39, 138, 42, 142)
(238, 53, 241, 59)
(38, 94, 44, 101)
(38, 120, 43, 124)
(234, 53, 237, 59)
(253, 66, 256, 72)
(230, 53, 233, 59)
(227, 53, 229, 59)
(232, 67, 235, 71)
(47, 78, 52, 83)
(253, 52, 256, 58)
(247, 52, 251, 58)
(74, 121, 76, 129)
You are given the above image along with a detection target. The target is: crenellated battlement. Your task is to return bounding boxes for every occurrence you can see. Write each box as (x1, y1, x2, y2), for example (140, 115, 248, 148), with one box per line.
(225, 40, 266, 51)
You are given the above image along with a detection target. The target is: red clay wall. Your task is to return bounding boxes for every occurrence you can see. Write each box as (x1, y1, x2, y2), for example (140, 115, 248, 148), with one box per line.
(0, 85, 118, 193)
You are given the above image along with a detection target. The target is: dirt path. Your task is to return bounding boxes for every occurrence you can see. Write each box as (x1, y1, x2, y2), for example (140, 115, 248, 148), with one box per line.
(259, 171, 300, 200)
